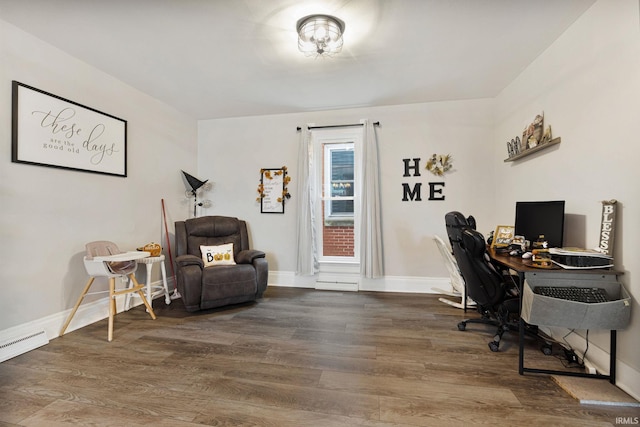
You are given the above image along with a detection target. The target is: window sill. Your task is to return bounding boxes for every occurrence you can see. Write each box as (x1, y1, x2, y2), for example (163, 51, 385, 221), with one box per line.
(324, 218, 354, 227)
(319, 259, 360, 271)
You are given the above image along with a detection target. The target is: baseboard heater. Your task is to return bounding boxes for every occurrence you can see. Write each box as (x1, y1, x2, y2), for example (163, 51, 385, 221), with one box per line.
(315, 273, 359, 292)
(0, 330, 49, 363)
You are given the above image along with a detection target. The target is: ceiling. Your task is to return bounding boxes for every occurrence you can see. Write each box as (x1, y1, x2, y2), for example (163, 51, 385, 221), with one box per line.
(0, 0, 596, 120)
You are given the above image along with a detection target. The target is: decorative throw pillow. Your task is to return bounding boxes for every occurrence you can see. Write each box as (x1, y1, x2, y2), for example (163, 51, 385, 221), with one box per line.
(200, 243, 236, 267)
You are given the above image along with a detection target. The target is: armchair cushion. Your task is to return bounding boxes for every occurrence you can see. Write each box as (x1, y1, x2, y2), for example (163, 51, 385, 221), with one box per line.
(202, 264, 257, 303)
(200, 243, 236, 267)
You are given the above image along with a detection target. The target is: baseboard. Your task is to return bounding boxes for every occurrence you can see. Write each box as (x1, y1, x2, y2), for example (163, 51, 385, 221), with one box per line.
(268, 270, 447, 294)
(0, 330, 48, 363)
(359, 275, 446, 294)
(315, 281, 359, 292)
(268, 271, 316, 288)
(0, 277, 174, 362)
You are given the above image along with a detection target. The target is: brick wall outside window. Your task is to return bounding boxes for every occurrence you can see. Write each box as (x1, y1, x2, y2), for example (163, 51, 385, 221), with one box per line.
(323, 224, 354, 256)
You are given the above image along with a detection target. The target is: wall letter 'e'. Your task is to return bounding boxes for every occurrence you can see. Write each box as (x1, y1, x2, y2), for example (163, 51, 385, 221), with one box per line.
(428, 182, 445, 201)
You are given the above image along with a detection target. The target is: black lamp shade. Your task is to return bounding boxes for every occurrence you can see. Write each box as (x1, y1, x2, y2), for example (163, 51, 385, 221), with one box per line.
(182, 170, 208, 193)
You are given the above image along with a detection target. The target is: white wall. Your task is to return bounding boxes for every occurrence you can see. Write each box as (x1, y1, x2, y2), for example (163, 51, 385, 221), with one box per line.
(198, 99, 496, 287)
(493, 0, 640, 399)
(0, 19, 197, 335)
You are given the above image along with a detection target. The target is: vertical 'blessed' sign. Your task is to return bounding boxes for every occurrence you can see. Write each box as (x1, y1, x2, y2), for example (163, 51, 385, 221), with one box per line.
(11, 81, 127, 177)
(598, 199, 617, 256)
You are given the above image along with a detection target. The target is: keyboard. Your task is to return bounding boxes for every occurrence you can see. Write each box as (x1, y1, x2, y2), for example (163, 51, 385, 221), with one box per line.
(533, 286, 609, 303)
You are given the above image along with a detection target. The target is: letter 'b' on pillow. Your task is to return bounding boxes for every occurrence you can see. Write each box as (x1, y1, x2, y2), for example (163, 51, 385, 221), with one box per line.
(200, 243, 236, 267)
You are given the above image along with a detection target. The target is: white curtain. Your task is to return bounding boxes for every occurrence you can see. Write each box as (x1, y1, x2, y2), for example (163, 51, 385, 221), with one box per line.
(360, 119, 384, 278)
(295, 127, 317, 275)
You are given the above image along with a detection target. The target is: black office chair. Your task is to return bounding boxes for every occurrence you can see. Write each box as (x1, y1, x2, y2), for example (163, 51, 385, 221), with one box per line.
(445, 211, 521, 352)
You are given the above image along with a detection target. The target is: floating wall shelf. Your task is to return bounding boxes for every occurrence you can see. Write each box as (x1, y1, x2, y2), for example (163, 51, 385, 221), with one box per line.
(504, 137, 561, 162)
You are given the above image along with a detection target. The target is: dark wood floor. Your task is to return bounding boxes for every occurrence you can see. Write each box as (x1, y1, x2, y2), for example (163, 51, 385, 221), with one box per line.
(1, 287, 637, 426)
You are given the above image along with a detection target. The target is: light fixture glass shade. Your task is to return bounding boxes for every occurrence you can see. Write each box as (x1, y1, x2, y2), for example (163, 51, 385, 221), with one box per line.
(297, 14, 345, 56)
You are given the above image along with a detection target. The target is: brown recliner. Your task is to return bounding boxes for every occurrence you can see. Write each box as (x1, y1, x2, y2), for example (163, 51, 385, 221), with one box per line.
(174, 216, 268, 312)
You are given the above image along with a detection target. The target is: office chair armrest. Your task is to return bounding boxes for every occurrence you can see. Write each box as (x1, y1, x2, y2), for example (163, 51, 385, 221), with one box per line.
(176, 254, 204, 269)
(236, 249, 266, 264)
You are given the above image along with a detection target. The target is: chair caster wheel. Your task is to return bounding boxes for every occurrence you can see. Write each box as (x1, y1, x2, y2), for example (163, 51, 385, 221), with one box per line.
(541, 344, 552, 356)
(457, 322, 466, 331)
(488, 341, 500, 352)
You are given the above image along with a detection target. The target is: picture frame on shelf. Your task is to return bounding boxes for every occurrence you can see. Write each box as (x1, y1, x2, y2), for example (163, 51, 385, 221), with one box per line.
(522, 112, 544, 150)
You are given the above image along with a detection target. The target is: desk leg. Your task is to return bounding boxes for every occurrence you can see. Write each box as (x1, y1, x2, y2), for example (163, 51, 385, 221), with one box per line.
(517, 271, 525, 375)
(610, 330, 617, 384)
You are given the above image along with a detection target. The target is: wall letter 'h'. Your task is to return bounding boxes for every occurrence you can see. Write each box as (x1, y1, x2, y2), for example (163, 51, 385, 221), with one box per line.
(402, 158, 421, 177)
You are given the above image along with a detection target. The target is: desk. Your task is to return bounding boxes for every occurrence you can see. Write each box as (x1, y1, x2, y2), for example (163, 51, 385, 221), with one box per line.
(488, 248, 621, 384)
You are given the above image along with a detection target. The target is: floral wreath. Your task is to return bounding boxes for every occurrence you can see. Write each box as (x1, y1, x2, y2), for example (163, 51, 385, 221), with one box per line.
(425, 154, 453, 176)
(256, 166, 291, 203)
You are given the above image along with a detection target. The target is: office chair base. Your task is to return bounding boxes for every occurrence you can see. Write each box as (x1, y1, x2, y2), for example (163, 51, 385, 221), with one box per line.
(439, 297, 477, 310)
(458, 320, 504, 352)
(458, 317, 553, 353)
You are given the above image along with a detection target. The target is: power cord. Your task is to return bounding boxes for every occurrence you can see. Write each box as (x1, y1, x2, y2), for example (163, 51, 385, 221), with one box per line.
(582, 329, 590, 364)
(553, 329, 589, 369)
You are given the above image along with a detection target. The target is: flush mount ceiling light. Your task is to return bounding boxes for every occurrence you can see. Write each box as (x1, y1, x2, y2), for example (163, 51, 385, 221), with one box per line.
(296, 14, 345, 57)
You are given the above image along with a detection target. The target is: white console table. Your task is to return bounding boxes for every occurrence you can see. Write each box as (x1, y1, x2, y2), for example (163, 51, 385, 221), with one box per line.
(125, 255, 171, 310)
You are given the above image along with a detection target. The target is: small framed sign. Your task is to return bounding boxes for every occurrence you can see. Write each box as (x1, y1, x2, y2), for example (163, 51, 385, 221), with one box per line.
(11, 81, 127, 177)
(491, 225, 515, 248)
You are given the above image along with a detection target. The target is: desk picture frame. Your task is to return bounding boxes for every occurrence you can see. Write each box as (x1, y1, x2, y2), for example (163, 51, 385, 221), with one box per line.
(11, 81, 127, 177)
(492, 225, 514, 248)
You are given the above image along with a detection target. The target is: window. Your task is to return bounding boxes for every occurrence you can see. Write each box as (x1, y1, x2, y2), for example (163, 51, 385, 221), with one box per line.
(324, 143, 354, 220)
(311, 128, 362, 262)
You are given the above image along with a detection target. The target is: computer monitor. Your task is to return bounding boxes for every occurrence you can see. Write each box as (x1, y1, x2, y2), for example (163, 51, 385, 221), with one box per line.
(514, 201, 565, 248)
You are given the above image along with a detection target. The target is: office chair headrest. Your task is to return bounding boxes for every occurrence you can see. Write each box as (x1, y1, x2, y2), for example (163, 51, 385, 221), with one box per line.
(445, 211, 466, 226)
(445, 211, 474, 243)
(466, 215, 477, 230)
(460, 227, 486, 256)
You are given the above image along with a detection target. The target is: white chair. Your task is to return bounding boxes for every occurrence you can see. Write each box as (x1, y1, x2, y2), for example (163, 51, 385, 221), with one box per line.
(433, 235, 476, 309)
(60, 241, 156, 341)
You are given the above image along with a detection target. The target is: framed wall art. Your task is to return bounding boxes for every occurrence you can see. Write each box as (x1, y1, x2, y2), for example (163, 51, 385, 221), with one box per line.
(256, 167, 290, 213)
(11, 81, 127, 177)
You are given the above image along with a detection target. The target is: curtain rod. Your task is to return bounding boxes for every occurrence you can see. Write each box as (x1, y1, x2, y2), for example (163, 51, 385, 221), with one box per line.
(296, 121, 380, 131)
